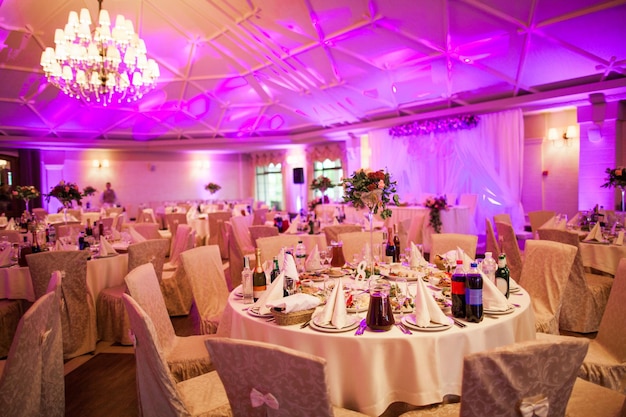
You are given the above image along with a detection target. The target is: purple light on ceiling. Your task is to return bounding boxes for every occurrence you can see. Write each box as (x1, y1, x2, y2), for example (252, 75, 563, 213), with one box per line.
(363, 89, 378, 98)
(269, 115, 284, 130)
(217, 77, 249, 93)
(187, 96, 209, 117)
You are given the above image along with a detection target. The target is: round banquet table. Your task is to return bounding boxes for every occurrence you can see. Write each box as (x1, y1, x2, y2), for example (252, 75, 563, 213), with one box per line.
(579, 241, 626, 276)
(218, 282, 536, 416)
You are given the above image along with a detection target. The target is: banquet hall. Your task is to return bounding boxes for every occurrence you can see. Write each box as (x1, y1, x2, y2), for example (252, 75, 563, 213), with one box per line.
(1, 0, 626, 416)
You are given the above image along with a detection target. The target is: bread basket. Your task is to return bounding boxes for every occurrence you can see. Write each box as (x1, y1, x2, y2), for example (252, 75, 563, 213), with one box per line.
(270, 307, 315, 326)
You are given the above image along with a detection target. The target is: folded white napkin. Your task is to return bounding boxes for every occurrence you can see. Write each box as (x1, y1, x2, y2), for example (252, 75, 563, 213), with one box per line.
(410, 242, 427, 268)
(55, 240, 75, 251)
(0, 216, 7, 227)
(254, 271, 285, 315)
(265, 293, 321, 313)
(411, 276, 449, 327)
(285, 215, 300, 234)
(7, 218, 15, 230)
(567, 213, 580, 227)
(584, 223, 603, 242)
(317, 277, 348, 328)
(615, 230, 624, 246)
(305, 244, 323, 271)
(332, 217, 339, 225)
(0, 247, 12, 266)
(99, 236, 118, 256)
(481, 271, 510, 311)
(111, 229, 121, 240)
(443, 248, 474, 269)
(128, 227, 147, 243)
(283, 253, 299, 281)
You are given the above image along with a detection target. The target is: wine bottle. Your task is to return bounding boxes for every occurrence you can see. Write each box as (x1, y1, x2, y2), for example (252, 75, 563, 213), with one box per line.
(270, 256, 281, 283)
(385, 227, 395, 264)
(392, 224, 400, 263)
(252, 248, 266, 302)
(451, 259, 466, 318)
(495, 253, 510, 298)
(465, 262, 483, 323)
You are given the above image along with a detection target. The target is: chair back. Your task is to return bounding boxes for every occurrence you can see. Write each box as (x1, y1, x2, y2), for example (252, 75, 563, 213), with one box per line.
(169, 224, 193, 267)
(128, 239, 169, 281)
(430, 233, 478, 260)
(105, 207, 123, 217)
(180, 245, 229, 334)
(99, 217, 114, 235)
(323, 224, 362, 245)
(494, 221, 523, 282)
(397, 218, 413, 253)
(518, 240, 577, 334)
(55, 222, 83, 239)
(252, 208, 268, 226)
(136, 208, 157, 224)
(226, 222, 255, 290)
(130, 223, 162, 240)
(248, 225, 279, 246)
(207, 211, 232, 247)
(166, 212, 188, 235)
(113, 212, 126, 232)
(0, 229, 21, 243)
(528, 210, 556, 236)
(255, 235, 302, 265)
(459, 337, 589, 417)
(485, 218, 500, 257)
(32, 208, 48, 222)
(0, 291, 64, 417)
(125, 263, 177, 353)
(337, 231, 385, 264)
(407, 212, 426, 245)
(458, 193, 478, 215)
(596, 258, 626, 361)
(493, 213, 512, 224)
(230, 215, 255, 253)
(206, 337, 335, 417)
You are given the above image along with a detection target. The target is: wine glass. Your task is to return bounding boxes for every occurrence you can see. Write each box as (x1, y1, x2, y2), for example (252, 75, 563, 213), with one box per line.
(319, 250, 328, 267)
(394, 277, 408, 320)
(324, 250, 333, 268)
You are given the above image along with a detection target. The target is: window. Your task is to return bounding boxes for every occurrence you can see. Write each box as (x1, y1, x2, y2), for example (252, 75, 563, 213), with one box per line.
(313, 158, 343, 202)
(255, 163, 283, 210)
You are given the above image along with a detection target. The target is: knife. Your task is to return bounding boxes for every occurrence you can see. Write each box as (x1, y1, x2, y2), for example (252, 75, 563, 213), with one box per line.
(395, 322, 412, 335)
(355, 319, 367, 335)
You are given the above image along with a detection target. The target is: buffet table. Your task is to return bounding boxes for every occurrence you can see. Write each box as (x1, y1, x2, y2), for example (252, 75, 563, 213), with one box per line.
(218, 282, 535, 416)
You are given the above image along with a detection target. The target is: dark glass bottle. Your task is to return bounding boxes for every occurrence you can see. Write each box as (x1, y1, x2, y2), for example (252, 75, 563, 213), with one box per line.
(18, 236, 32, 267)
(31, 231, 41, 254)
(495, 254, 510, 298)
(451, 259, 466, 318)
(465, 262, 483, 323)
(270, 256, 281, 283)
(252, 248, 266, 302)
(392, 224, 400, 263)
(385, 227, 395, 264)
(85, 220, 93, 236)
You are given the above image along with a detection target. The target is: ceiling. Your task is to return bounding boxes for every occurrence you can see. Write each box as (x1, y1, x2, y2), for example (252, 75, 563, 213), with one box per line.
(1, 0, 626, 151)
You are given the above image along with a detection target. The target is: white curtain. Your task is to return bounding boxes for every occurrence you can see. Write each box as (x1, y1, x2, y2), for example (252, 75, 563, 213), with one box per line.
(369, 109, 525, 234)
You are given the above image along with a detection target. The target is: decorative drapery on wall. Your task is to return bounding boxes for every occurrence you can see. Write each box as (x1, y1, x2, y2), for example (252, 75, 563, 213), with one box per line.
(251, 150, 286, 167)
(389, 114, 480, 137)
(369, 109, 525, 234)
(305, 142, 348, 200)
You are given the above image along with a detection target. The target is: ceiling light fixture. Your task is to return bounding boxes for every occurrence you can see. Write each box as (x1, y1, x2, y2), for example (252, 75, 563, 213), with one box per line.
(40, 0, 159, 105)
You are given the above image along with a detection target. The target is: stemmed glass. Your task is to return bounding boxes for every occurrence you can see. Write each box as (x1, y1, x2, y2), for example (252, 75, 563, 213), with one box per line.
(323, 250, 333, 268)
(394, 277, 408, 320)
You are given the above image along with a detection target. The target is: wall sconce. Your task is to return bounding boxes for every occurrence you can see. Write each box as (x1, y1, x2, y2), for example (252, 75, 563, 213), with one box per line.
(548, 125, 577, 144)
(93, 159, 110, 168)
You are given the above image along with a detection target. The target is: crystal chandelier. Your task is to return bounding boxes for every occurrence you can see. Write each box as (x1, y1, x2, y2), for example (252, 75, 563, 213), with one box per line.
(40, 0, 159, 105)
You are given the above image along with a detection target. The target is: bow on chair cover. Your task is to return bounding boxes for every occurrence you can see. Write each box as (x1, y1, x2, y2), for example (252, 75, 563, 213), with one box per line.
(250, 388, 279, 410)
(519, 395, 549, 417)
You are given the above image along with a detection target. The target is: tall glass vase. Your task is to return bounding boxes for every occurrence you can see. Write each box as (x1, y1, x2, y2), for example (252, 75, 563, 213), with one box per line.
(368, 207, 375, 277)
(23, 199, 30, 214)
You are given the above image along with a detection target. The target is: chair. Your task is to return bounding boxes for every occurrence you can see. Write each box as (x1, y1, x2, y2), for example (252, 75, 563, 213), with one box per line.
(113, 212, 126, 232)
(407, 212, 427, 245)
(217, 218, 229, 260)
(162, 226, 196, 317)
(124, 263, 215, 382)
(566, 377, 626, 417)
(337, 231, 385, 264)
(105, 207, 123, 217)
(67, 208, 82, 221)
(26, 250, 96, 359)
(0, 299, 25, 358)
(130, 222, 162, 240)
(577, 257, 626, 394)
(207, 211, 232, 247)
(429, 233, 478, 260)
(248, 225, 279, 246)
(494, 213, 533, 243)
(323, 224, 363, 245)
(528, 210, 556, 238)
(537, 228, 613, 333)
(518, 240, 577, 335)
(397, 218, 413, 254)
(0, 290, 64, 417)
(494, 221, 524, 283)
(136, 208, 157, 224)
(180, 245, 229, 335)
(252, 208, 268, 225)
(165, 223, 194, 271)
(226, 218, 255, 290)
(55, 222, 83, 239)
(205, 337, 369, 417)
(122, 294, 231, 417)
(97, 239, 170, 345)
(166, 212, 188, 236)
(255, 235, 302, 264)
(0, 230, 21, 243)
(484, 218, 500, 258)
(399, 337, 589, 417)
(32, 207, 48, 222)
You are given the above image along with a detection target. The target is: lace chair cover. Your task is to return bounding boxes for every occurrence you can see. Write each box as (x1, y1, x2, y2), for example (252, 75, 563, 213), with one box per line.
(136, 208, 158, 224)
(122, 294, 231, 417)
(105, 207, 124, 217)
(537, 228, 613, 333)
(180, 245, 229, 335)
(485, 218, 501, 258)
(493, 213, 512, 224)
(255, 235, 301, 263)
(0, 291, 64, 417)
(528, 210, 556, 237)
(125, 264, 214, 382)
(252, 208, 269, 225)
(205, 337, 368, 417)
(0, 299, 24, 358)
(217, 219, 230, 260)
(131, 223, 162, 240)
(207, 211, 232, 247)
(231, 215, 255, 252)
(566, 378, 626, 416)
(407, 213, 426, 246)
(97, 239, 169, 345)
(495, 221, 523, 283)
(226, 221, 255, 291)
(26, 250, 96, 359)
(162, 226, 195, 315)
(0, 229, 21, 243)
(398, 218, 413, 253)
(32, 208, 48, 222)
(55, 223, 83, 239)
(249, 225, 279, 247)
(337, 231, 385, 264)
(167, 224, 193, 268)
(518, 240, 577, 335)
(430, 233, 478, 260)
(578, 258, 626, 393)
(323, 224, 363, 245)
(166, 212, 188, 236)
(113, 212, 126, 232)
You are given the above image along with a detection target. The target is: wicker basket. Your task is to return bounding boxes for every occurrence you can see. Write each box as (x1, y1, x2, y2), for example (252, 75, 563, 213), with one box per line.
(271, 307, 315, 326)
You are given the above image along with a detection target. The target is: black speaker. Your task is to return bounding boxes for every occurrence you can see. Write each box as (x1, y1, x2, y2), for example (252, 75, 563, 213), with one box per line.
(293, 167, 304, 184)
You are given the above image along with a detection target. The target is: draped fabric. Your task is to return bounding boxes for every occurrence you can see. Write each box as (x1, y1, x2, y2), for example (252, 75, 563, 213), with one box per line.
(251, 150, 286, 167)
(369, 109, 525, 234)
(306, 142, 348, 202)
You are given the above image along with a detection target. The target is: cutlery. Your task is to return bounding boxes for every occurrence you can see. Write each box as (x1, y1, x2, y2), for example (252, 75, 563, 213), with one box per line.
(355, 319, 367, 336)
(266, 317, 275, 322)
(451, 318, 466, 328)
(512, 303, 521, 308)
(395, 322, 412, 335)
(300, 320, 311, 329)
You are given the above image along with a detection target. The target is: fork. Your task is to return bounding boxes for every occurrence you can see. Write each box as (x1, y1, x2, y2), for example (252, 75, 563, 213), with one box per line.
(395, 322, 412, 334)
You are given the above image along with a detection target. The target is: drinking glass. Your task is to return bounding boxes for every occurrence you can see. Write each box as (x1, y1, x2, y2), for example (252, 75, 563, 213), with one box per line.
(394, 277, 408, 319)
(319, 250, 328, 267)
(324, 250, 333, 267)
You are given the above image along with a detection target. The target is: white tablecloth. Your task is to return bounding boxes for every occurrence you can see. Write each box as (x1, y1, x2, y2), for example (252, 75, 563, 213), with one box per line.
(219, 284, 535, 416)
(580, 241, 626, 275)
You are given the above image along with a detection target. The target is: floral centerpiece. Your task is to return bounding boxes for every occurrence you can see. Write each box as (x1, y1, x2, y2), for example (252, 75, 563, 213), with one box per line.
(45, 180, 82, 207)
(13, 185, 40, 200)
(341, 168, 399, 220)
(424, 195, 450, 234)
(82, 185, 97, 196)
(308, 195, 330, 212)
(601, 168, 626, 189)
(310, 176, 335, 193)
(205, 182, 222, 194)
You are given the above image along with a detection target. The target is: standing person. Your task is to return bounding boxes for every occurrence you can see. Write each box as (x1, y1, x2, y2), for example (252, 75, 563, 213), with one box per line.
(101, 182, 118, 207)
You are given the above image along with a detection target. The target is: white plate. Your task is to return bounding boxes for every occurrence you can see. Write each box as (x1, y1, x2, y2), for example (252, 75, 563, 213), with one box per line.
(233, 284, 244, 298)
(93, 253, 118, 259)
(484, 305, 516, 315)
(380, 272, 422, 282)
(309, 316, 360, 333)
(401, 315, 453, 332)
(509, 286, 521, 294)
(247, 307, 273, 318)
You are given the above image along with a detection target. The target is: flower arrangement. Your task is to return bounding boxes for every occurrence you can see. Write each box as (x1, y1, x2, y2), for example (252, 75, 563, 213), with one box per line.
(308, 195, 330, 212)
(389, 114, 479, 137)
(12, 185, 40, 200)
(310, 176, 335, 192)
(205, 182, 222, 194)
(601, 168, 626, 189)
(82, 185, 97, 196)
(424, 195, 450, 234)
(341, 169, 399, 219)
(45, 180, 82, 206)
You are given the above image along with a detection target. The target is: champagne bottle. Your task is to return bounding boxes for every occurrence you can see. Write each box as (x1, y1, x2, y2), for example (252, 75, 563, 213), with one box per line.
(495, 253, 510, 298)
(451, 259, 466, 318)
(392, 224, 400, 263)
(252, 248, 266, 302)
(465, 262, 483, 323)
(385, 226, 395, 264)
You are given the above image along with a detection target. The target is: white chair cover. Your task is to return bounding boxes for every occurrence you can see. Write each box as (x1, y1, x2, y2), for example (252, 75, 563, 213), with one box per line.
(322, 224, 362, 246)
(485, 218, 501, 258)
(495, 221, 524, 283)
(337, 231, 385, 264)
(430, 233, 478, 260)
